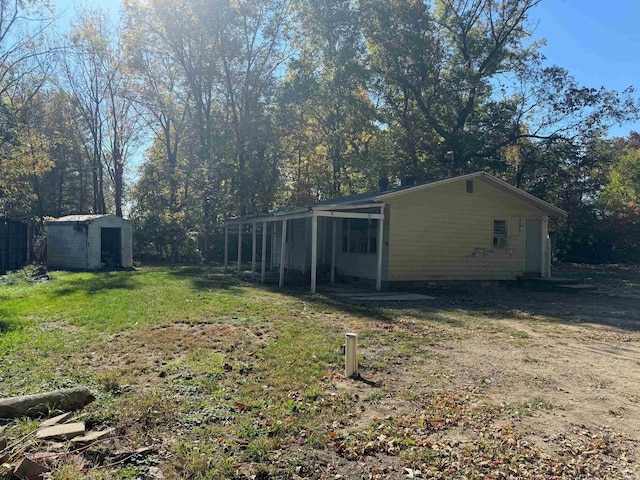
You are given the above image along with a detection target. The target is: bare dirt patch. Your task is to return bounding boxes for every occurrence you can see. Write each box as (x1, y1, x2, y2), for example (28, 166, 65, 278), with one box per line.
(318, 269, 640, 478)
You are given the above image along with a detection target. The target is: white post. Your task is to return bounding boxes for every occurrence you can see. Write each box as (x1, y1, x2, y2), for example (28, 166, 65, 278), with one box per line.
(261, 221, 267, 284)
(376, 216, 384, 292)
(543, 216, 551, 278)
(331, 218, 336, 284)
(302, 218, 309, 275)
(345, 333, 358, 378)
(311, 214, 318, 293)
(237, 223, 242, 274)
(251, 222, 257, 279)
(224, 223, 229, 268)
(271, 227, 276, 270)
(279, 220, 287, 287)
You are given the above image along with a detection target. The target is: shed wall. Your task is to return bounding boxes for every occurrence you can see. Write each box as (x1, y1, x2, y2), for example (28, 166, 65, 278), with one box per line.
(121, 222, 133, 268)
(386, 178, 548, 281)
(48, 215, 133, 270)
(47, 224, 88, 269)
(87, 216, 133, 269)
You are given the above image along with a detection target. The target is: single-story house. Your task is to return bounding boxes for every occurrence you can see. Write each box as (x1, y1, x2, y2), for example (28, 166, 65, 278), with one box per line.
(47, 214, 133, 270)
(224, 171, 567, 292)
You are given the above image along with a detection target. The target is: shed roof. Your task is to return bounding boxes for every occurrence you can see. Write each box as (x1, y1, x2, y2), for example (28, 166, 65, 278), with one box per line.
(48, 214, 126, 224)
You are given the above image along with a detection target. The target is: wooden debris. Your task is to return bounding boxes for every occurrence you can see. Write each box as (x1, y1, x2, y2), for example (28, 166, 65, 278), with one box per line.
(0, 387, 95, 418)
(0, 437, 6, 450)
(0, 451, 9, 464)
(135, 446, 156, 455)
(36, 422, 85, 441)
(71, 428, 115, 444)
(38, 412, 74, 429)
(13, 457, 50, 479)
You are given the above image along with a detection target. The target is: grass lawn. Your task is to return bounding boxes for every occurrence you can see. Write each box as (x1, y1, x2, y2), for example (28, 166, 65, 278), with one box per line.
(0, 265, 639, 479)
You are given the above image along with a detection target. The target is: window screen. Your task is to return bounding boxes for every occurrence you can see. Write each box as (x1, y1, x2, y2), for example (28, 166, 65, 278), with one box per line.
(342, 219, 377, 254)
(493, 220, 507, 248)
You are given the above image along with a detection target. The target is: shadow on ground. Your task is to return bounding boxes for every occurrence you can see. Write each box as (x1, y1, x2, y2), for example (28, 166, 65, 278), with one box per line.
(166, 266, 246, 295)
(227, 262, 640, 332)
(49, 270, 140, 297)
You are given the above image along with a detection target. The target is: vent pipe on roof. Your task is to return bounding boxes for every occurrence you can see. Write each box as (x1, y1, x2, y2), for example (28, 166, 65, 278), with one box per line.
(378, 176, 389, 192)
(400, 175, 416, 188)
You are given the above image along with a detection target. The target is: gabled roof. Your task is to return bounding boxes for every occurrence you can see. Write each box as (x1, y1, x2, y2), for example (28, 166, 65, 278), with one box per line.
(377, 172, 566, 217)
(226, 171, 566, 223)
(317, 171, 566, 217)
(48, 214, 127, 224)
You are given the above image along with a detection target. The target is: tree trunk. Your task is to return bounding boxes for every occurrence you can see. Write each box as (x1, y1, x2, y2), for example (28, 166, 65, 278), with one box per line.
(0, 387, 95, 418)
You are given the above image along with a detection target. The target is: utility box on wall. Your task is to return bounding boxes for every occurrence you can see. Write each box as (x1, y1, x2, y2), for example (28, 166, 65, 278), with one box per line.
(47, 214, 133, 270)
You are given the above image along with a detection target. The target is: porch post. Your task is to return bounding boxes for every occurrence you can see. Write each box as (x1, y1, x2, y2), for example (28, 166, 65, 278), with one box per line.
(251, 222, 257, 279)
(302, 218, 309, 275)
(279, 220, 287, 287)
(271, 226, 276, 270)
(376, 217, 384, 291)
(237, 222, 242, 274)
(224, 223, 229, 268)
(261, 221, 267, 284)
(543, 216, 551, 278)
(311, 214, 318, 294)
(330, 218, 336, 284)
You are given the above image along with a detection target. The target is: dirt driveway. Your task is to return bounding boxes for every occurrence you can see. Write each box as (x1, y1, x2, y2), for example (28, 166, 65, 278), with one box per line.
(318, 265, 640, 478)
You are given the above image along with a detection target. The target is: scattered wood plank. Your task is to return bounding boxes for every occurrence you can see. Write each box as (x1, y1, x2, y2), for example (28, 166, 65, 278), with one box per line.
(38, 412, 74, 429)
(71, 428, 115, 444)
(36, 422, 85, 441)
(0, 387, 95, 418)
(13, 457, 50, 479)
(0, 437, 6, 450)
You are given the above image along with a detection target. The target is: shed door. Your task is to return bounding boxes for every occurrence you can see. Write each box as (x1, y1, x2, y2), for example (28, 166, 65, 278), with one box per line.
(524, 219, 542, 275)
(101, 227, 122, 268)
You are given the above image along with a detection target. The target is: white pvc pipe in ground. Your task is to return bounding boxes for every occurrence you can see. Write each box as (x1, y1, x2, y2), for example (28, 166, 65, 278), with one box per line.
(345, 333, 358, 378)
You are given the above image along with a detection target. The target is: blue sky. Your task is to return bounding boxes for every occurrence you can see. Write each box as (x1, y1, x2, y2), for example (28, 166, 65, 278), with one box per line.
(533, 0, 640, 136)
(51, 0, 640, 138)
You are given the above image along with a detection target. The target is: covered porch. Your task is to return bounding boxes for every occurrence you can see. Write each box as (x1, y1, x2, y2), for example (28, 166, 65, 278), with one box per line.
(224, 203, 386, 293)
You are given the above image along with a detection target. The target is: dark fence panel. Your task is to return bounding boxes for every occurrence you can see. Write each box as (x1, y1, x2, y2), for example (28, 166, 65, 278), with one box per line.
(0, 219, 27, 274)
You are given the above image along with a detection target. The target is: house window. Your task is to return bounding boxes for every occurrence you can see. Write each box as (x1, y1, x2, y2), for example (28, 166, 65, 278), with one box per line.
(342, 218, 377, 254)
(493, 220, 507, 248)
(466, 180, 473, 193)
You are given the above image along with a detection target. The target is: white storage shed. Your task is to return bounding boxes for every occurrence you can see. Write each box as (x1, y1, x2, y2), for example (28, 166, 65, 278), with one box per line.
(47, 214, 133, 270)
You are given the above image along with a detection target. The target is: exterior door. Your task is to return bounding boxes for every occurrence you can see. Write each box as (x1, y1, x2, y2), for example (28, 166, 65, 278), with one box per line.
(524, 219, 542, 275)
(101, 227, 122, 268)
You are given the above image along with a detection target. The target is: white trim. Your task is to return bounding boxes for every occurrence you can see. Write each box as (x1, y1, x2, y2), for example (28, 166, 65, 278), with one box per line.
(331, 218, 336, 284)
(261, 221, 267, 284)
(237, 222, 243, 273)
(314, 211, 384, 220)
(224, 223, 229, 267)
(279, 220, 287, 287)
(225, 209, 311, 225)
(313, 203, 382, 211)
(251, 222, 257, 279)
(376, 217, 384, 291)
(311, 215, 318, 293)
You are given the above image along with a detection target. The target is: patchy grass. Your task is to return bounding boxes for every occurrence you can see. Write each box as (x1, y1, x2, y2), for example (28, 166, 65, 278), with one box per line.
(1, 265, 639, 478)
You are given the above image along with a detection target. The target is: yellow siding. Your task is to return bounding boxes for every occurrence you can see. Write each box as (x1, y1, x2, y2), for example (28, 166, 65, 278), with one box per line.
(386, 177, 547, 281)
